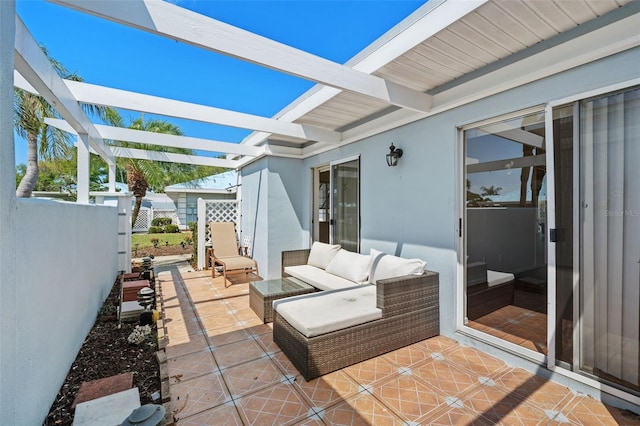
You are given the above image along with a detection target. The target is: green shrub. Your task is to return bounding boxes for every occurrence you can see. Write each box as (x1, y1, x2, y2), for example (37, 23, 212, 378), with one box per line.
(164, 224, 179, 233)
(152, 217, 172, 226)
(148, 226, 164, 234)
(189, 222, 198, 265)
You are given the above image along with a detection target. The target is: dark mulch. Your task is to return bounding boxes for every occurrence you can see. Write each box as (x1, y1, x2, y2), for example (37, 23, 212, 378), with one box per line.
(132, 243, 193, 259)
(44, 276, 161, 426)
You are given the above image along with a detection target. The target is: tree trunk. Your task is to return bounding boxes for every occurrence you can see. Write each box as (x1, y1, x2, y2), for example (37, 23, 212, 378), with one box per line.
(16, 131, 39, 197)
(131, 196, 142, 228)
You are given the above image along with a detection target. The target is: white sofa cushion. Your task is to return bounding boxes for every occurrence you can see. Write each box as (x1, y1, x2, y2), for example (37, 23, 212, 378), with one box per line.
(307, 242, 341, 269)
(274, 285, 382, 337)
(487, 270, 515, 287)
(325, 249, 370, 284)
(368, 249, 426, 284)
(284, 265, 358, 291)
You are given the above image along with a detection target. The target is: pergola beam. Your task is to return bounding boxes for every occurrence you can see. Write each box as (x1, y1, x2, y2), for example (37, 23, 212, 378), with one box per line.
(63, 79, 341, 144)
(45, 118, 261, 157)
(109, 146, 238, 169)
(50, 0, 433, 113)
(13, 16, 115, 165)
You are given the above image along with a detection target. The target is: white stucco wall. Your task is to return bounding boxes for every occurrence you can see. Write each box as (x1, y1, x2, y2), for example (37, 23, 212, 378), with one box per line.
(1, 199, 118, 425)
(241, 47, 639, 333)
(240, 157, 308, 279)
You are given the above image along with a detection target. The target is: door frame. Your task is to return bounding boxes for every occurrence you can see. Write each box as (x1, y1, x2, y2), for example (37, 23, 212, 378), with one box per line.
(456, 105, 548, 365)
(311, 155, 361, 250)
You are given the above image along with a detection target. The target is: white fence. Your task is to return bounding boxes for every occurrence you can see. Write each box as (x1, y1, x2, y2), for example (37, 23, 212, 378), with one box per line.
(197, 199, 240, 269)
(132, 207, 179, 233)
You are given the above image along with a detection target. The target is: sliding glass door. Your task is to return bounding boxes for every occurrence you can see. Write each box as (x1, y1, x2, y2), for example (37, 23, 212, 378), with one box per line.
(331, 157, 360, 252)
(577, 88, 640, 390)
(461, 86, 639, 395)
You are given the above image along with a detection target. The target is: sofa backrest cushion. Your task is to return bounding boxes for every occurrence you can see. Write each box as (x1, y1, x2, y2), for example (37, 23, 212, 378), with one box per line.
(307, 242, 341, 269)
(325, 249, 370, 284)
(368, 249, 426, 284)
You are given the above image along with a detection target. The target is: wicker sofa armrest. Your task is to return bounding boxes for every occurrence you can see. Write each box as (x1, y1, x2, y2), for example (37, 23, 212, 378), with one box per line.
(281, 249, 311, 277)
(376, 271, 439, 317)
(467, 261, 487, 287)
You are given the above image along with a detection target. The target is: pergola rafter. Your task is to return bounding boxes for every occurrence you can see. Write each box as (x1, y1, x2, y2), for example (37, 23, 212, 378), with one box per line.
(14, 16, 115, 166)
(49, 0, 434, 113)
(45, 118, 262, 157)
(62, 80, 342, 144)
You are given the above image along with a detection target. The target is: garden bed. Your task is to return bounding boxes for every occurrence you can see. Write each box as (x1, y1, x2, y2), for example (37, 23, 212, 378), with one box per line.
(44, 277, 161, 426)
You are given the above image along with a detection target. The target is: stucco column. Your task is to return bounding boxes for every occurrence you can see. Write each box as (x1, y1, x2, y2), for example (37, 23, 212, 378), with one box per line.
(0, 1, 17, 422)
(108, 163, 116, 193)
(76, 133, 90, 203)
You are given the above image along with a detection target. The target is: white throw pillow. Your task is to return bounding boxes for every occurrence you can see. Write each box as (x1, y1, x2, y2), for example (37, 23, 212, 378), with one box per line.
(368, 248, 426, 284)
(325, 249, 370, 284)
(307, 241, 341, 270)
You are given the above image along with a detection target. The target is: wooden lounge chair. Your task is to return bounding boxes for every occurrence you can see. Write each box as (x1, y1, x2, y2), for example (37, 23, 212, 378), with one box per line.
(209, 222, 258, 286)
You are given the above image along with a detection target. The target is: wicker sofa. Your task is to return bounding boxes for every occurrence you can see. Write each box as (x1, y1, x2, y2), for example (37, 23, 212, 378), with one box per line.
(466, 261, 515, 320)
(273, 247, 439, 381)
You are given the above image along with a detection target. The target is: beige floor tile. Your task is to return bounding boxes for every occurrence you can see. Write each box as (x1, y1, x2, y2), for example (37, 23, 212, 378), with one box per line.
(163, 315, 201, 337)
(422, 406, 496, 425)
(443, 346, 509, 377)
(412, 358, 478, 396)
(244, 322, 273, 337)
(373, 373, 444, 422)
(212, 338, 268, 368)
(165, 333, 210, 360)
(167, 350, 217, 384)
(174, 403, 243, 426)
(222, 357, 286, 397)
(169, 373, 229, 420)
(343, 355, 398, 386)
(235, 382, 312, 426)
(564, 394, 640, 426)
(271, 351, 302, 377)
(319, 392, 405, 425)
(163, 305, 197, 321)
(383, 338, 444, 368)
(464, 386, 548, 424)
(294, 370, 359, 409)
(250, 331, 280, 354)
(204, 324, 250, 347)
(494, 369, 572, 411)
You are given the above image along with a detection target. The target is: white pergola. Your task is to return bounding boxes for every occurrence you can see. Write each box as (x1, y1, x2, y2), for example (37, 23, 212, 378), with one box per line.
(12, 0, 639, 203)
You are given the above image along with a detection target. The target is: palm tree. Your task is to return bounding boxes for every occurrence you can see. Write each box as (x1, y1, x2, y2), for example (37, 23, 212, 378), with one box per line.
(111, 114, 211, 226)
(14, 47, 107, 197)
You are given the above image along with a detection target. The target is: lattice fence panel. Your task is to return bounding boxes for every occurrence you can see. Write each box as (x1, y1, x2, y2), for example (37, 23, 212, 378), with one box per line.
(204, 201, 239, 243)
(153, 209, 179, 227)
(132, 207, 150, 232)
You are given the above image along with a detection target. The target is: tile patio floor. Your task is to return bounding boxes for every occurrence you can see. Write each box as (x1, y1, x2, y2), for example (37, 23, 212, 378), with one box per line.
(157, 263, 638, 425)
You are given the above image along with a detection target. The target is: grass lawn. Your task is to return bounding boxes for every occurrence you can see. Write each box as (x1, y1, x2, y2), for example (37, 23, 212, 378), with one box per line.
(132, 231, 193, 249)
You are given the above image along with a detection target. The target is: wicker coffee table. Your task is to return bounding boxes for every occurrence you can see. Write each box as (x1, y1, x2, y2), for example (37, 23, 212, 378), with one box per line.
(249, 277, 316, 323)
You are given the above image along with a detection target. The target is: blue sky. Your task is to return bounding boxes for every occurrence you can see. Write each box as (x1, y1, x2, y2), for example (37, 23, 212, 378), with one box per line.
(15, 0, 425, 166)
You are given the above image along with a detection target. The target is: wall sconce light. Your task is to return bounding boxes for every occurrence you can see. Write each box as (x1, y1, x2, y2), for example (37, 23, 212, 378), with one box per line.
(386, 143, 403, 167)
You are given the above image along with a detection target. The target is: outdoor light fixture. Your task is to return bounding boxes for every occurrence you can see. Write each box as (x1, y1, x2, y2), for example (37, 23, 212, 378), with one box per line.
(386, 143, 403, 167)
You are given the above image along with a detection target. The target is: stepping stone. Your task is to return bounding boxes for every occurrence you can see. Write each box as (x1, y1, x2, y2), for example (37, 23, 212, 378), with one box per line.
(73, 387, 140, 426)
(72, 372, 134, 410)
(122, 279, 150, 302)
(120, 301, 143, 321)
